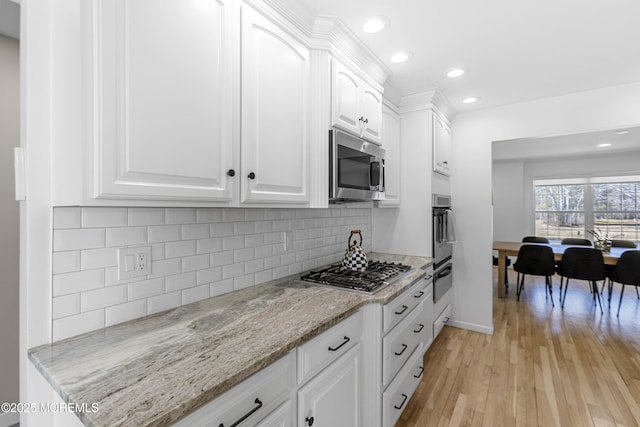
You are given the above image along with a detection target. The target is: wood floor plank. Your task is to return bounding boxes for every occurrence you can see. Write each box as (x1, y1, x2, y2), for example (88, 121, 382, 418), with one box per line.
(395, 269, 640, 427)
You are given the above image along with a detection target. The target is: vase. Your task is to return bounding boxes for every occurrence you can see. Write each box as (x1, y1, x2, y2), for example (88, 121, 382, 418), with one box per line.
(594, 239, 611, 252)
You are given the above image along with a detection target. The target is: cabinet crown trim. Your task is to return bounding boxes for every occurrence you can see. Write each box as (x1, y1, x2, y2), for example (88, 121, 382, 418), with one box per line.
(399, 88, 455, 121)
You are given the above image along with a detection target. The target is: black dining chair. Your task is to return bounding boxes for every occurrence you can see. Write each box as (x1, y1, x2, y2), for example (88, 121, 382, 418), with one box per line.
(560, 237, 592, 246)
(611, 239, 637, 248)
(557, 247, 605, 313)
(512, 244, 556, 305)
(606, 250, 640, 316)
(493, 255, 511, 292)
(522, 236, 550, 243)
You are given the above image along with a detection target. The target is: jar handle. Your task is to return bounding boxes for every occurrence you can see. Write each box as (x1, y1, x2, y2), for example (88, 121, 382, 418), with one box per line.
(347, 230, 363, 248)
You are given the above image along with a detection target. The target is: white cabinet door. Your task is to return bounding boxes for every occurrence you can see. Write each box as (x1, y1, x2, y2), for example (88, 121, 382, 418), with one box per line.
(432, 113, 451, 176)
(378, 104, 400, 206)
(240, 5, 310, 204)
(331, 60, 362, 137)
(298, 344, 361, 427)
(94, 0, 238, 201)
(361, 86, 382, 143)
(331, 60, 382, 144)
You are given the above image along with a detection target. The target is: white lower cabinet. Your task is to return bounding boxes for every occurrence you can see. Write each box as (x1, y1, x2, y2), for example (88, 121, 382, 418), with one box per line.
(255, 401, 294, 427)
(382, 345, 424, 427)
(297, 344, 361, 427)
(172, 351, 296, 427)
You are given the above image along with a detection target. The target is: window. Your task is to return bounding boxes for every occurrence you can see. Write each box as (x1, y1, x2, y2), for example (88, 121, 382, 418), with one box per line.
(534, 177, 640, 242)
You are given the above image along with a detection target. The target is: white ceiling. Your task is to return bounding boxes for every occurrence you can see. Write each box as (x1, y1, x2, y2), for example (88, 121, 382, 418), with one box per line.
(296, 0, 640, 113)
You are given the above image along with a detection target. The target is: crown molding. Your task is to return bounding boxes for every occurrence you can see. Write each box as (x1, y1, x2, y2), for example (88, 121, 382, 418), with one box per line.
(399, 88, 456, 121)
(310, 15, 391, 90)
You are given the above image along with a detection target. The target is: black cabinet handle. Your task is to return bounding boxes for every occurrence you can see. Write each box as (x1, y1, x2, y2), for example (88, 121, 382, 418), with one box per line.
(414, 324, 425, 333)
(364, 118, 369, 124)
(394, 343, 408, 356)
(394, 393, 408, 410)
(247, 172, 256, 180)
(358, 116, 365, 122)
(226, 169, 235, 177)
(414, 366, 424, 378)
(328, 336, 350, 352)
(443, 317, 450, 324)
(219, 398, 262, 427)
(414, 291, 424, 298)
(305, 416, 315, 426)
(395, 305, 408, 315)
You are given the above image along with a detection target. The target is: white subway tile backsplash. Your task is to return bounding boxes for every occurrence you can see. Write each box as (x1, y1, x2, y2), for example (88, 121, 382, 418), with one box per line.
(81, 247, 118, 270)
(106, 227, 147, 247)
(54, 207, 82, 229)
(165, 208, 196, 224)
(182, 254, 210, 272)
(51, 206, 372, 341)
(54, 228, 105, 251)
(81, 285, 127, 312)
(165, 240, 196, 259)
(128, 208, 165, 226)
(53, 269, 105, 296)
(52, 294, 81, 319)
(128, 278, 165, 300)
(148, 225, 181, 243)
(82, 207, 128, 228)
(106, 300, 147, 326)
(147, 291, 181, 315)
(182, 285, 210, 305)
(166, 272, 196, 292)
(53, 251, 81, 275)
(53, 310, 104, 341)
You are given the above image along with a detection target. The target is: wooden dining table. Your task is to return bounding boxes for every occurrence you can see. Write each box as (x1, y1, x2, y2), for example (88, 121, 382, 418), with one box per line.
(492, 241, 633, 298)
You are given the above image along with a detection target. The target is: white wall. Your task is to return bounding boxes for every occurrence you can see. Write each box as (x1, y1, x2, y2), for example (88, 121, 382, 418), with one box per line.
(493, 151, 640, 241)
(452, 82, 640, 334)
(0, 33, 20, 418)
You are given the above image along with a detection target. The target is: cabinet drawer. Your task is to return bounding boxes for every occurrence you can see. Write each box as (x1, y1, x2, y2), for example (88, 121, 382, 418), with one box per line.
(255, 400, 294, 427)
(433, 303, 452, 339)
(173, 351, 295, 427)
(419, 285, 434, 350)
(297, 310, 362, 384)
(382, 345, 425, 427)
(383, 274, 429, 333)
(382, 303, 423, 387)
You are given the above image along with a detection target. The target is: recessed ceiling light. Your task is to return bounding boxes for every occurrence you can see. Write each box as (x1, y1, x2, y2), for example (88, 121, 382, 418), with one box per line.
(615, 130, 629, 135)
(390, 51, 413, 63)
(446, 68, 466, 78)
(362, 17, 389, 33)
(598, 143, 612, 147)
(462, 97, 479, 104)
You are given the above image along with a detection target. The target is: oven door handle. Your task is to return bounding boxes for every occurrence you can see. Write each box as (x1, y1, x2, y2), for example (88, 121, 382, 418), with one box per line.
(435, 265, 452, 280)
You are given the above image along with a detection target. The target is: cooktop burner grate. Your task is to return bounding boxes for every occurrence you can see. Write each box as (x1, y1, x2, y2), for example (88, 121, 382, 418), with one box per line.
(299, 261, 412, 294)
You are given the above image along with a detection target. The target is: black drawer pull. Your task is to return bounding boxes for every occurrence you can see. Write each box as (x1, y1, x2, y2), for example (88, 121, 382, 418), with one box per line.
(394, 393, 408, 410)
(414, 366, 424, 378)
(395, 305, 408, 315)
(305, 416, 314, 426)
(219, 398, 262, 427)
(443, 316, 450, 324)
(414, 323, 425, 333)
(414, 291, 424, 298)
(394, 343, 408, 356)
(328, 336, 350, 352)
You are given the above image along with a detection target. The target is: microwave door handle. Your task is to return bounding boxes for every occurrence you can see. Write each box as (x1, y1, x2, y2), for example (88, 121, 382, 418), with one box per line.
(369, 159, 382, 190)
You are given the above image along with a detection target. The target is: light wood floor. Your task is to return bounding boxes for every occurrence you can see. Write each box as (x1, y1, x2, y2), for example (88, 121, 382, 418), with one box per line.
(396, 268, 640, 427)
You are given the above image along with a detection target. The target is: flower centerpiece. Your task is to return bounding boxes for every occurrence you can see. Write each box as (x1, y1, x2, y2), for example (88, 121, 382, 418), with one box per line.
(587, 228, 614, 252)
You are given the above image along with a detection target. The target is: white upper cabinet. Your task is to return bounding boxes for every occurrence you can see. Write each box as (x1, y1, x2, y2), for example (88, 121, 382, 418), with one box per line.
(331, 59, 382, 144)
(94, 0, 238, 202)
(432, 112, 452, 177)
(377, 103, 401, 207)
(240, 5, 310, 204)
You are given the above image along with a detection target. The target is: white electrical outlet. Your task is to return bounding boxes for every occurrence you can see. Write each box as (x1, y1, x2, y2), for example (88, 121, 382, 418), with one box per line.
(118, 246, 151, 280)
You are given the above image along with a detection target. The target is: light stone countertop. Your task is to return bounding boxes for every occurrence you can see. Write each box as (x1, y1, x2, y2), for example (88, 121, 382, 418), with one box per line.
(29, 252, 433, 427)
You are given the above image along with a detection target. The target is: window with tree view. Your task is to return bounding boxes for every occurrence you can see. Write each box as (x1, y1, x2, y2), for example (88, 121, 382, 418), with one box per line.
(534, 177, 640, 243)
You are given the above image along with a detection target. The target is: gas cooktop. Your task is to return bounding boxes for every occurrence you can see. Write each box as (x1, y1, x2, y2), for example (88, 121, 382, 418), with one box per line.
(299, 261, 413, 295)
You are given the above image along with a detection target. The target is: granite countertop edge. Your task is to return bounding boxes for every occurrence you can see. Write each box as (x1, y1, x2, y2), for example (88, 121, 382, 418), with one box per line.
(28, 252, 433, 427)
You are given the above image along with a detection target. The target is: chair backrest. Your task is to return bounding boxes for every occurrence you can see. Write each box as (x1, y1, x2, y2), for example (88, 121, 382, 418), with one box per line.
(561, 238, 592, 246)
(522, 236, 550, 243)
(513, 244, 556, 276)
(557, 247, 605, 281)
(610, 239, 637, 248)
(609, 250, 640, 285)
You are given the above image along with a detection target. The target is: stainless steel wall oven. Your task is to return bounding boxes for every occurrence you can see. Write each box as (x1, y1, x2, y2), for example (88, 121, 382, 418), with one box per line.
(432, 194, 454, 303)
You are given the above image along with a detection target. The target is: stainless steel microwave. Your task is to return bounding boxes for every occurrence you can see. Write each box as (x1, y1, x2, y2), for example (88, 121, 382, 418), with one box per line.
(329, 129, 385, 203)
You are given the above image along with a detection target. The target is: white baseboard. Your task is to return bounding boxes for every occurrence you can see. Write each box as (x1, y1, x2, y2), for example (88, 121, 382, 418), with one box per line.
(448, 319, 494, 335)
(0, 411, 20, 427)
